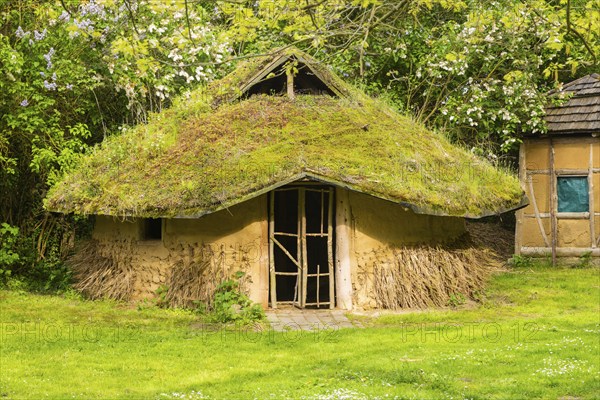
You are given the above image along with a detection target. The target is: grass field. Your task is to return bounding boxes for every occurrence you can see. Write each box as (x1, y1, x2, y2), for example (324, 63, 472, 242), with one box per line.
(0, 264, 598, 399)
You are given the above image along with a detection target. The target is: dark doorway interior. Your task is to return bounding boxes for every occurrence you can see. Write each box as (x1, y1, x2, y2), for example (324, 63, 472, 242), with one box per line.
(304, 189, 332, 307)
(273, 189, 299, 302)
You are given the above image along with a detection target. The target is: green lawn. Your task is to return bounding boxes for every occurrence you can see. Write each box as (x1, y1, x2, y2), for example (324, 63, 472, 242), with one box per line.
(1, 265, 599, 399)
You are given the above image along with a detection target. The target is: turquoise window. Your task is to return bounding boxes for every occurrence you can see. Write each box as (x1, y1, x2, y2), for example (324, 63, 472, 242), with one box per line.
(557, 176, 589, 213)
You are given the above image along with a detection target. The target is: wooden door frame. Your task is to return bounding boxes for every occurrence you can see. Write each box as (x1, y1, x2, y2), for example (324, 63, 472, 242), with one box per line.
(269, 185, 336, 309)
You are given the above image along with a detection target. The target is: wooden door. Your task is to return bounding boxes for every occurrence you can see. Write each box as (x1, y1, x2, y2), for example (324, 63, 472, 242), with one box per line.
(269, 186, 334, 308)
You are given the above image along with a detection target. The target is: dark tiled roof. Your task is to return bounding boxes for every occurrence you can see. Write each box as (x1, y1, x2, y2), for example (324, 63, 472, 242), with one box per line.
(545, 73, 600, 134)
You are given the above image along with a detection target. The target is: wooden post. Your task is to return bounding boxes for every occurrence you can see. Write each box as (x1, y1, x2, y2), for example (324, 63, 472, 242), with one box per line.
(589, 143, 596, 249)
(515, 142, 526, 255)
(327, 188, 334, 309)
(335, 187, 353, 310)
(316, 263, 320, 308)
(259, 208, 269, 309)
(300, 187, 307, 308)
(295, 188, 302, 306)
(549, 139, 557, 266)
(269, 191, 277, 308)
(286, 69, 295, 100)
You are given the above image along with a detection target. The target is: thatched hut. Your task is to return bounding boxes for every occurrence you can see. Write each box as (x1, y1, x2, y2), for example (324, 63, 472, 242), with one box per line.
(46, 48, 525, 310)
(515, 74, 600, 262)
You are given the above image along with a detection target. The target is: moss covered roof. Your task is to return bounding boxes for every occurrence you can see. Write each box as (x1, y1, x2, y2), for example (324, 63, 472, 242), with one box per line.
(45, 48, 525, 218)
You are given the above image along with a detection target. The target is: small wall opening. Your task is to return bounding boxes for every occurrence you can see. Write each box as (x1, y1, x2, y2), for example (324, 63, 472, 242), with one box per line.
(142, 218, 162, 240)
(245, 60, 336, 98)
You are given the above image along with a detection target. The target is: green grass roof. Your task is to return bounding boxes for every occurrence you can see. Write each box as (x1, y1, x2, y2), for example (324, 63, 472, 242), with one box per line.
(45, 49, 525, 218)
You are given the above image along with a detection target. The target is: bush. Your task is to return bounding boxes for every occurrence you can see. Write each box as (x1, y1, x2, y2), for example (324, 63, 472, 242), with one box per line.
(0, 223, 20, 283)
(509, 255, 535, 268)
(209, 272, 264, 324)
(0, 220, 73, 293)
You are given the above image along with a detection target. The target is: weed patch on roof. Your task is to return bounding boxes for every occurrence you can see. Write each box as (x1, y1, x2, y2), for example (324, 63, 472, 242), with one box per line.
(46, 92, 523, 218)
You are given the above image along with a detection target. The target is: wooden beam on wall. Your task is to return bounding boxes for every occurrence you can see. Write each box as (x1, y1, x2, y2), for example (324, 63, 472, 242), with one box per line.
(515, 143, 525, 255)
(259, 205, 269, 309)
(335, 187, 353, 310)
(549, 139, 557, 266)
(269, 191, 277, 309)
(521, 247, 600, 257)
(523, 212, 593, 219)
(527, 168, 600, 175)
(327, 188, 335, 309)
(590, 143, 597, 249)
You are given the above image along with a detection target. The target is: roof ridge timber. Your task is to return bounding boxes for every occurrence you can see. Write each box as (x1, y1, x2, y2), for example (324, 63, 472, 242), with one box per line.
(209, 47, 357, 106)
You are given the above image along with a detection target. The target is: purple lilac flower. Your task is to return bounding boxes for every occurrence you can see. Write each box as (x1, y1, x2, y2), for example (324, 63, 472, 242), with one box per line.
(20, 99, 29, 107)
(52, 72, 57, 81)
(58, 11, 70, 23)
(43, 80, 57, 91)
(66, 84, 73, 90)
(15, 26, 28, 38)
(80, 1, 105, 18)
(74, 18, 94, 32)
(43, 47, 55, 70)
(33, 29, 47, 41)
(40, 71, 46, 78)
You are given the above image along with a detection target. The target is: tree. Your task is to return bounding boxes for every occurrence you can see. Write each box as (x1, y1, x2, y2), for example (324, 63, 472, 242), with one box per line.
(0, 0, 228, 282)
(217, 0, 599, 153)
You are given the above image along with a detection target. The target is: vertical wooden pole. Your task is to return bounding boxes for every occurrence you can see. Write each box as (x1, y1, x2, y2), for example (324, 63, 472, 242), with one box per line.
(335, 187, 353, 310)
(300, 188, 307, 308)
(269, 191, 277, 309)
(316, 264, 320, 308)
(259, 206, 270, 308)
(590, 143, 596, 249)
(286, 69, 295, 100)
(320, 190, 325, 235)
(294, 188, 301, 306)
(327, 188, 334, 309)
(549, 139, 557, 266)
(515, 142, 526, 255)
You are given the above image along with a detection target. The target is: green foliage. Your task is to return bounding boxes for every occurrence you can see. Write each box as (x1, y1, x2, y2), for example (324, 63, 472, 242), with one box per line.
(28, 256, 72, 293)
(0, 217, 76, 293)
(155, 284, 170, 308)
(0, 0, 229, 288)
(575, 252, 593, 269)
(509, 255, 536, 269)
(0, 223, 19, 281)
(447, 292, 466, 307)
(210, 271, 265, 324)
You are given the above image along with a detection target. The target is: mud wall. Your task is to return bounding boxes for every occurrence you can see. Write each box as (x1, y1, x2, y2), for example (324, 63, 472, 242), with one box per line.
(346, 191, 467, 308)
(88, 189, 479, 310)
(91, 194, 268, 306)
(516, 137, 600, 255)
